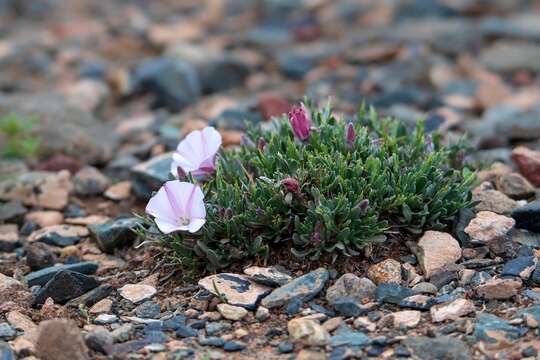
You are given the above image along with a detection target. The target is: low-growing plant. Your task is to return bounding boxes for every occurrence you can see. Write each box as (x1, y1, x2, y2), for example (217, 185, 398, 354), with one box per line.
(0, 112, 39, 160)
(140, 103, 475, 270)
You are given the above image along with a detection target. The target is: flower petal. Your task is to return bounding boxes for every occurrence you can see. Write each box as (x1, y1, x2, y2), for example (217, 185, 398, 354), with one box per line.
(154, 218, 185, 234)
(188, 186, 206, 219)
(201, 127, 222, 158)
(145, 187, 177, 224)
(188, 218, 205, 233)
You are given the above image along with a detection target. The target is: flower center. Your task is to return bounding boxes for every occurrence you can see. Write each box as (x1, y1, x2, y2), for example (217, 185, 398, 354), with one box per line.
(179, 217, 190, 226)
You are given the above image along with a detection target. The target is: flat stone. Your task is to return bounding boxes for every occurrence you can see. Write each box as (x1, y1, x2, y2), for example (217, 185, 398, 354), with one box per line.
(326, 274, 376, 305)
(25, 211, 64, 228)
(89, 299, 113, 314)
(430, 298, 475, 323)
(411, 282, 438, 295)
(404, 336, 471, 360)
(7, 310, 37, 333)
(367, 259, 402, 285)
(33, 270, 100, 305)
(464, 211, 515, 244)
(88, 217, 142, 253)
(104, 181, 131, 201)
(481, 42, 540, 73)
(85, 327, 113, 353)
(131, 153, 173, 200)
(0, 323, 16, 339)
(135, 301, 161, 319)
(199, 273, 271, 310)
(28, 224, 88, 247)
(217, 304, 248, 321)
(0, 200, 26, 223)
(512, 200, 540, 233)
(329, 325, 371, 347)
(415, 231, 461, 278)
(94, 314, 118, 325)
(0, 171, 72, 210)
(332, 297, 370, 317)
(65, 284, 113, 308)
(118, 284, 156, 304)
(0, 224, 19, 252)
(474, 313, 527, 344)
(501, 256, 537, 279)
(261, 268, 329, 309)
(475, 277, 522, 300)
(243, 266, 292, 286)
(392, 310, 422, 328)
(472, 186, 520, 215)
(495, 173, 535, 200)
(73, 166, 110, 196)
(0, 94, 117, 164)
(35, 319, 88, 360)
(399, 294, 435, 310)
(287, 318, 329, 346)
(375, 283, 414, 305)
(512, 146, 540, 187)
(25, 261, 99, 287)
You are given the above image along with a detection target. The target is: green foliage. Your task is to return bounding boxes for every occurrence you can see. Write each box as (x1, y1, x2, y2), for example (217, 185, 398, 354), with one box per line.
(145, 104, 475, 270)
(0, 113, 39, 160)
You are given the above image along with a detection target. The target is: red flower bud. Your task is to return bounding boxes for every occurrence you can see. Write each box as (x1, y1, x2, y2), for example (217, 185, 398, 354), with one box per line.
(288, 103, 312, 141)
(281, 177, 300, 193)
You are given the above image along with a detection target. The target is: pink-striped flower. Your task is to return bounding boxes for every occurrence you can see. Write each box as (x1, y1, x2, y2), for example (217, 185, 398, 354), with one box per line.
(171, 127, 222, 178)
(288, 103, 312, 141)
(146, 181, 206, 234)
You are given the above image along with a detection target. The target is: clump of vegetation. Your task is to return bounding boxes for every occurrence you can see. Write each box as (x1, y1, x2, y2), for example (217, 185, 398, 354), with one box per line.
(0, 113, 39, 160)
(141, 103, 475, 270)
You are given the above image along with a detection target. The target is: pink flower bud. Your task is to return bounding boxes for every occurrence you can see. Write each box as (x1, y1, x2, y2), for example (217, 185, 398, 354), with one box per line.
(258, 137, 267, 151)
(345, 122, 356, 148)
(281, 177, 300, 193)
(288, 103, 312, 141)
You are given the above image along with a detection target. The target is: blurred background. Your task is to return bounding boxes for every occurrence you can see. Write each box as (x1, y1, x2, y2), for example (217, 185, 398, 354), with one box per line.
(1, 0, 540, 169)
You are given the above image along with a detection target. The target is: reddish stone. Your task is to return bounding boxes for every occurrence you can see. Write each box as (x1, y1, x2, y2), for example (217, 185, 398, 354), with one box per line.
(258, 94, 290, 120)
(512, 146, 540, 186)
(35, 154, 82, 174)
(293, 24, 321, 42)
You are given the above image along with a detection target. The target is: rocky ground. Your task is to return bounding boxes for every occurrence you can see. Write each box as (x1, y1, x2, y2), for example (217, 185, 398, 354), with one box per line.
(2, 0, 540, 359)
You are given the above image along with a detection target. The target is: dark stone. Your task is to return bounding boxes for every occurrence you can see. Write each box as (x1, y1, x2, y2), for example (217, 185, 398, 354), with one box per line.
(277, 341, 294, 353)
(88, 217, 142, 253)
(131, 153, 172, 200)
(64, 204, 86, 218)
(453, 208, 475, 246)
(175, 325, 197, 338)
(25, 261, 98, 287)
(132, 58, 201, 112)
(19, 221, 37, 237)
(206, 322, 232, 336)
(135, 301, 161, 319)
(162, 315, 187, 331)
(85, 328, 113, 354)
(223, 341, 245, 352)
(330, 326, 371, 347)
(375, 283, 414, 305)
(514, 305, 540, 327)
(200, 59, 250, 94)
(513, 200, 540, 233)
(523, 346, 538, 357)
(105, 154, 139, 181)
(309, 302, 335, 317)
(332, 297, 369, 317)
(285, 298, 303, 316)
(430, 271, 458, 289)
(33, 270, 100, 305)
(187, 319, 205, 330)
(0, 200, 26, 224)
(367, 345, 385, 357)
(25, 243, 55, 271)
(403, 336, 471, 360)
(261, 268, 329, 309)
(394, 345, 411, 357)
(474, 313, 527, 344)
(209, 109, 263, 131)
(199, 337, 225, 347)
(501, 256, 536, 279)
(66, 284, 113, 308)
